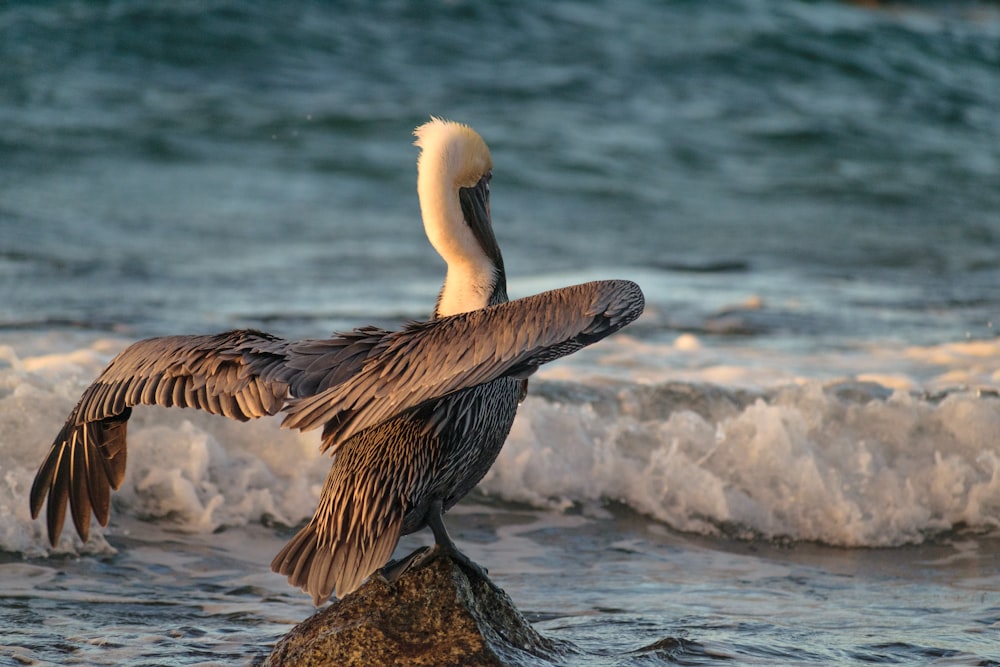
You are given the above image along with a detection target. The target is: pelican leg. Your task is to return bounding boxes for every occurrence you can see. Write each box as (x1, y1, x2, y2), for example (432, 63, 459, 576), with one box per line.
(379, 499, 489, 584)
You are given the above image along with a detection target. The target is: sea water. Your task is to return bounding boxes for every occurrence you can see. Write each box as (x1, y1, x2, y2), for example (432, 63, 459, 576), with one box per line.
(2, 1, 999, 665)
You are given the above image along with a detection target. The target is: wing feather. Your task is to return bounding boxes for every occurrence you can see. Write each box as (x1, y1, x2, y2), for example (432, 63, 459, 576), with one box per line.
(86, 426, 114, 528)
(30, 330, 296, 546)
(282, 279, 644, 453)
(69, 431, 92, 541)
(45, 446, 70, 546)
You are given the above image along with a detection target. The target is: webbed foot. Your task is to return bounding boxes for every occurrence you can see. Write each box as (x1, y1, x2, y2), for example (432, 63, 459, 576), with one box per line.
(380, 546, 431, 583)
(379, 543, 489, 584)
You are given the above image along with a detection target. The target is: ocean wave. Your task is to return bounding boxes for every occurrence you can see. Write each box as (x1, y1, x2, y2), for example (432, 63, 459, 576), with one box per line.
(487, 379, 1000, 547)
(3, 335, 998, 555)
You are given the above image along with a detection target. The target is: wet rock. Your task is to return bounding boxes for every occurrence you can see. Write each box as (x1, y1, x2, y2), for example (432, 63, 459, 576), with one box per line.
(264, 557, 575, 667)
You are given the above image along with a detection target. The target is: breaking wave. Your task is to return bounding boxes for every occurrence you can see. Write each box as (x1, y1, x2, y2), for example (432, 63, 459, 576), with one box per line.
(2, 334, 998, 556)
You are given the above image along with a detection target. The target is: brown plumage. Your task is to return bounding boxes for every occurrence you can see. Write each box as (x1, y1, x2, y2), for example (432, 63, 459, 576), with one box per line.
(29, 118, 645, 605)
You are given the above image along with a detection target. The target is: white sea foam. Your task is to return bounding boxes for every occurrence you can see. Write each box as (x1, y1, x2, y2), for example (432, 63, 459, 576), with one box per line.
(1, 332, 998, 555)
(488, 379, 1000, 546)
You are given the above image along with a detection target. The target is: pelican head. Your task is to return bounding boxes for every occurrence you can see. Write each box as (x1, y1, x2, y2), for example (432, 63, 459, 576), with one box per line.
(414, 117, 506, 317)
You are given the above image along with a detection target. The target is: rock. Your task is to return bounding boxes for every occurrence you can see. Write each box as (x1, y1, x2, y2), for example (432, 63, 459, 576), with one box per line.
(263, 557, 577, 667)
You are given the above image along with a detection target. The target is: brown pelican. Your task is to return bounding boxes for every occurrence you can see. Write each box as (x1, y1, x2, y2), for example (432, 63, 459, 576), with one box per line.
(29, 118, 644, 605)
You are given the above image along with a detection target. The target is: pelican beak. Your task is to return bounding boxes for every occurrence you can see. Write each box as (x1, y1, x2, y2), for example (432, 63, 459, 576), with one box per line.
(458, 173, 504, 270)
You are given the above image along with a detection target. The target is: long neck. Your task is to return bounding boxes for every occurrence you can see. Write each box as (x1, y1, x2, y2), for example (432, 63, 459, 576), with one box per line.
(419, 180, 506, 318)
(435, 261, 507, 318)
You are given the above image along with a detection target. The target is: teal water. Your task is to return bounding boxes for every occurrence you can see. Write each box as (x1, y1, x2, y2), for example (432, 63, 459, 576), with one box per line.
(2, 1, 999, 664)
(2, 0, 998, 344)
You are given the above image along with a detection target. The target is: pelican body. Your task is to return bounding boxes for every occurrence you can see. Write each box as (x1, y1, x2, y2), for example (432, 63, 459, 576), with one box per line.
(29, 118, 645, 605)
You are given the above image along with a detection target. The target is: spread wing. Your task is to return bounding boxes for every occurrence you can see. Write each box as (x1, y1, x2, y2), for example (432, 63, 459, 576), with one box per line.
(282, 279, 644, 453)
(28, 327, 391, 546)
(30, 279, 643, 547)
